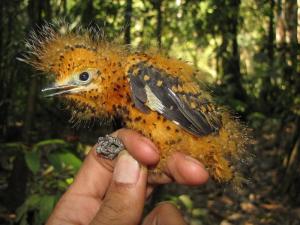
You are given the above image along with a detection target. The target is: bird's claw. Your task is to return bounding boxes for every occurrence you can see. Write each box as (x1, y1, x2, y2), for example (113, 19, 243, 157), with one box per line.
(96, 135, 125, 160)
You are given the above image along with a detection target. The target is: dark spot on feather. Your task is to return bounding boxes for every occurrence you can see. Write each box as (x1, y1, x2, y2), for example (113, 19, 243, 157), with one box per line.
(134, 116, 142, 122)
(169, 140, 176, 145)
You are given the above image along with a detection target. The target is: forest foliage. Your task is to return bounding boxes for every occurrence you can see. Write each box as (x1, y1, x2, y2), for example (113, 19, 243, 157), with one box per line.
(0, 0, 299, 224)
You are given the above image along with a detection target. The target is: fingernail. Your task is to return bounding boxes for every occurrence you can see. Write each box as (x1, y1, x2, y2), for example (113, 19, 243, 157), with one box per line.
(185, 156, 206, 170)
(113, 151, 140, 184)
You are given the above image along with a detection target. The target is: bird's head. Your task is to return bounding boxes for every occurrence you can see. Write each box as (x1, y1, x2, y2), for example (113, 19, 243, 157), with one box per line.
(22, 25, 128, 122)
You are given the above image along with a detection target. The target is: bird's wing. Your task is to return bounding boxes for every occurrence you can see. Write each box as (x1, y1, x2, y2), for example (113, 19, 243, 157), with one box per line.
(127, 62, 222, 137)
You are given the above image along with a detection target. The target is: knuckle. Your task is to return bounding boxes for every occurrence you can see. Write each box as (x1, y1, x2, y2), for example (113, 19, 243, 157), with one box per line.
(95, 196, 132, 224)
(103, 190, 132, 215)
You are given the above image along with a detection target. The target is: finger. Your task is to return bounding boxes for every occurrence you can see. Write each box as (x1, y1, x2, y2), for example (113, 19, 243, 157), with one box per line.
(165, 152, 209, 185)
(68, 147, 112, 199)
(114, 128, 160, 165)
(46, 149, 111, 225)
(148, 152, 209, 185)
(94, 128, 160, 173)
(115, 129, 209, 185)
(69, 128, 160, 197)
(91, 151, 147, 225)
(46, 129, 159, 225)
(142, 202, 187, 225)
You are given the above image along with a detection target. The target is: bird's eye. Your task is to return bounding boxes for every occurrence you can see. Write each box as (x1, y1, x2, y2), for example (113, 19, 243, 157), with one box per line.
(79, 72, 90, 81)
(73, 69, 97, 85)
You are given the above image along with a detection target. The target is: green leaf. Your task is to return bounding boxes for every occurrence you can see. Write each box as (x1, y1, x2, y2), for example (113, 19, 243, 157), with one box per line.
(227, 99, 247, 113)
(178, 194, 193, 210)
(48, 151, 82, 172)
(37, 195, 56, 224)
(26, 194, 41, 208)
(0, 142, 27, 153)
(16, 194, 41, 222)
(192, 208, 208, 217)
(16, 204, 28, 222)
(20, 214, 28, 225)
(48, 153, 62, 170)
(25, 152, 40, 174)
(190, 218, 203, 225)
(66, 177, 74, 185)
(32, 139, 68, 152)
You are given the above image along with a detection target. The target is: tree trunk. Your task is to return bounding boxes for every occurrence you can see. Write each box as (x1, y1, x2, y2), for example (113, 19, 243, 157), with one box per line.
(285, 0, 298, 79)
(267, 0, 275, 70)
(259, 0, 275, 115)
(276, 0, 287, 74)
(64, 0, 67, 16)
(124, 0, 132, 45)
(0, 0, 3, 74)
(151, 0, 163, 48)
(0, 0, 22, 140)
(220, 0, 246, 103)
(0, 0, 5, 139)
(280, 0, 300, 201)
(23, 0, 51, 143)
(153, 0, 162, 48)
(22, 0, 40, 143)
(281, 116, 300, 198)
(230, 0, 245, 101)
(82, 0, 96, 26)
(8, 0, 52, 212)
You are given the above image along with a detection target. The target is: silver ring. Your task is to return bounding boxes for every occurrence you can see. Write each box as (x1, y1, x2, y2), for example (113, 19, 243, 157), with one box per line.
(95, 135, 125, 160)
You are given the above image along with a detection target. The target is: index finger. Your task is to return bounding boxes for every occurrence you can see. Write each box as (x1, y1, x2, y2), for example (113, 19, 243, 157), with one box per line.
(68, 128, 160, 199)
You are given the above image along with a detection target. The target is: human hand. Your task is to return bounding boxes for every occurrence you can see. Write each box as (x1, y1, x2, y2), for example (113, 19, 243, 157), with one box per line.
(46, 129, 209, 225)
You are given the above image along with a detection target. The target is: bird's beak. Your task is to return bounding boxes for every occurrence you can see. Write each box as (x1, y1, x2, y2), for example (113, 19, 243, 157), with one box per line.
(41, 84, 79, 97)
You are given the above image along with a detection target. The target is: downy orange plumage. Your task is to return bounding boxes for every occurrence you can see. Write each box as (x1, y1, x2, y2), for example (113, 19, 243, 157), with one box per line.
(23, 24, 250, 188)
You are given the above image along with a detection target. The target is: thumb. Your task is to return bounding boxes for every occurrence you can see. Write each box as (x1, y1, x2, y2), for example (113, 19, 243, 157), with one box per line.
(90, 151, 147, 225)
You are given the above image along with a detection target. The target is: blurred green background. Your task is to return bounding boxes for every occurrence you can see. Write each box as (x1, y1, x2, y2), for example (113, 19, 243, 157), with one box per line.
(0, 0, 299, 224)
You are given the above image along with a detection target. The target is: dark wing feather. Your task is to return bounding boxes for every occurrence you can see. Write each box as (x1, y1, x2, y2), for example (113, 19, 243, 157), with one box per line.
(128, 72, 150, 113)
(127, 62, 222, 137)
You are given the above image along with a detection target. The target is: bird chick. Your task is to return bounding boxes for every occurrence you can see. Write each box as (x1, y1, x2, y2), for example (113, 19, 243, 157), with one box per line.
(23, 25, 250, 187)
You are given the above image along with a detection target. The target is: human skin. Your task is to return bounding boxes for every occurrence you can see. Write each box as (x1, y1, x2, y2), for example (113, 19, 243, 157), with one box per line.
(46, 129, 209, 225)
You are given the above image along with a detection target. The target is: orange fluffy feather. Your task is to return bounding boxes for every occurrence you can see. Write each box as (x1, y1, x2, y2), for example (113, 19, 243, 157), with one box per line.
(23, 24, 250, 188)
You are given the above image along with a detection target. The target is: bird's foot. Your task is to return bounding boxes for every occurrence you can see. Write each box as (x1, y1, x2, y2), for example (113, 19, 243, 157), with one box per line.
(95, 135, 125, 160)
